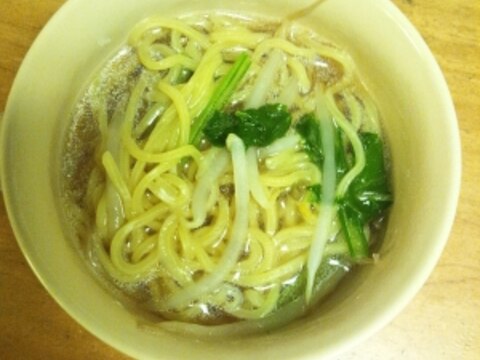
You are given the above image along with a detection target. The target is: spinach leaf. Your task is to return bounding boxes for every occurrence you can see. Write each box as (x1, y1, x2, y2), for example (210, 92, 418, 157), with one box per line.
(235, 103, 291, 147)
(338, 204, 370, 259)
(295, 113, 349, 179)
(338, 133, 392, 259)
(306, 184, 322, 203)
(203, 103, 291, 148)
(343, 133, 392, 223)
(296, 112, 392, 260)
(202, 111, 238, 147)
(276, 257, 350, 309)
(276, 269, 307, 309)
(295, 113, 323, 168)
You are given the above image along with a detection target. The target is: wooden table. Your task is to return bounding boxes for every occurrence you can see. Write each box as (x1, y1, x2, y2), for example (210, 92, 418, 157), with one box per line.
(0, 1, 478, 359)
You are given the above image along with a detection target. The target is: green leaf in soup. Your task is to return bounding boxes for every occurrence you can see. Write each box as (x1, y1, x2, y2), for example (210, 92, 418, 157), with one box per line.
(296, 117, 392, 260)
(203, 111, 238, 147)
(339, 132, 392, 259)
(276, 256, 350, 309)
(338, 203, 370, 260)
(203, 103, 291, 148)
(344, 132, 392, 223)
(235, 103, 291, 148)
(295, 112, 348, 181)
(295, 113, 324, 168)
(306, 184, 322, 204)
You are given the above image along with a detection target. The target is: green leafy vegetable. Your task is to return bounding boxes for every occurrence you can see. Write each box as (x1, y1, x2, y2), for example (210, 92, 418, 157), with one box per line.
(343, 133, 392, 223)
(295, 113, 349, 179)
(338, 204, 370, 259)
(338, 133, 392, 259)
(276, 257, 350, 309)
(202, 111, 237, 147)
(189, 52, 251, 146)
(276, 269, 307, 309)
(203, 103, 292, 148)
(296, 113, 392, 261)
(306, 184, 322, 203)
(295, 114, 323, 168)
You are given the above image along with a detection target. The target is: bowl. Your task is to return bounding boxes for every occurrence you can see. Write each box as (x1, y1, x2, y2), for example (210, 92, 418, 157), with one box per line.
(0, 0, 461, 358)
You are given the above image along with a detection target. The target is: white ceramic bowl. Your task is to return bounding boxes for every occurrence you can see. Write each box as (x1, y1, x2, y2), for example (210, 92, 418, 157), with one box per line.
(1, 0, 460, 358)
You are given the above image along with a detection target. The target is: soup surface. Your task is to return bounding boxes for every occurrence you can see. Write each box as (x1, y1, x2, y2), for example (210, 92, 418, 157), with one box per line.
(61, 12, 392, 331)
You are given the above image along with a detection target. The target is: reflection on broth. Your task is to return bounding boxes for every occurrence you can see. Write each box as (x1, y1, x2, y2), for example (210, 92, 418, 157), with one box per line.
(61, 12, 392, 334)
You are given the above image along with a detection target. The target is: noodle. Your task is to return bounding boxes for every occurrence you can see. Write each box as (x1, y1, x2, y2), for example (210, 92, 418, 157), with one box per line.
(62, 12, 391, 328)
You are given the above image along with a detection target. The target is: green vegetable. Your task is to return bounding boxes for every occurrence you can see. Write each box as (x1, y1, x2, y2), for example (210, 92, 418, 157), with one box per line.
(276, 269, 307, 309)
(343, 133, 392, 223)
(295, 114, 323, 168)
(276, 257, 350, 309)
(339, 133, 392, 259)
(306, 184, 322, 203)
(204, 103, 292, 148)
(296, 114, 392, 261)
(295, 113, 349, 179)
(189, 53, 251, 146)
(338, 204, 370, 258)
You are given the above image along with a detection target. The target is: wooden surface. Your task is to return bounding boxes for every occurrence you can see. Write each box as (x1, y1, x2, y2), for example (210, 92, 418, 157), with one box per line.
(0, 0, 478, 359)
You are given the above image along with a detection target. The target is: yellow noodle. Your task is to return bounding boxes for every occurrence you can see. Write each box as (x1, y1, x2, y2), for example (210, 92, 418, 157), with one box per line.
(264, 150, 313, 171)
(235, 234, 264, 273)
(226, 285, 280, 320)
(170, 30, 184, 53)
(231, 254, 306, 287)
(131, 234, 157, 263)
(261, 169, 318, 187)
(264, 189, 281, 236)
(237, 228, 276, 273)
(343, 91, 363, 131)
(141, 53, 198, 72)
(93, 235, 158, 283)
(287, 57, 311, 93)
(196, 196, 229, 247)
(156, 81, 191, 145)
(254, 38, 315, 59)
(75, 13, 387, 325)
(109, 203, 168, 275)
(184, 40, 202, 63)
(102, 151, 132, 212)
(129, 17, 211, 49)
(148, 173, 191, 207)
(324, 89, 366, 197)
(157, 214, 194, 286)
(210, 29, 269, 47)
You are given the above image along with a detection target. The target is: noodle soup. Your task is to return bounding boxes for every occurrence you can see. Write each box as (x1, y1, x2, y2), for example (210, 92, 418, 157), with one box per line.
(62, 12, 392, 332)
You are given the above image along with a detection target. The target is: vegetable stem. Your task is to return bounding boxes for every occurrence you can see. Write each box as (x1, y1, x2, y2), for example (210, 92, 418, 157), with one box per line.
(338, 205, 369, 259)
(189, 53, 251, 146)
(305, 96, 337, 304)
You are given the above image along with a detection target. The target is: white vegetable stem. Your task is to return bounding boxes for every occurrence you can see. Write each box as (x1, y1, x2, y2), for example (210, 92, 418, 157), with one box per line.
(246, 147, 269, 209)
(188, 148, 229, 228)
(305, 94, 337, 303)
(258, 133, 300, 158)
(245, 50, 284, 108)
(165, 134, 249, 309)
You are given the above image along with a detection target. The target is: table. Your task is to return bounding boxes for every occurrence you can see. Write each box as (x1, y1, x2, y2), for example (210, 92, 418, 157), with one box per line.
(0, 1, 478, 359)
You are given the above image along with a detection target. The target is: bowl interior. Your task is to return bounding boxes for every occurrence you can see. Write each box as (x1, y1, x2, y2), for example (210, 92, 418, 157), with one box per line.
(1, 0, 460, 359)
